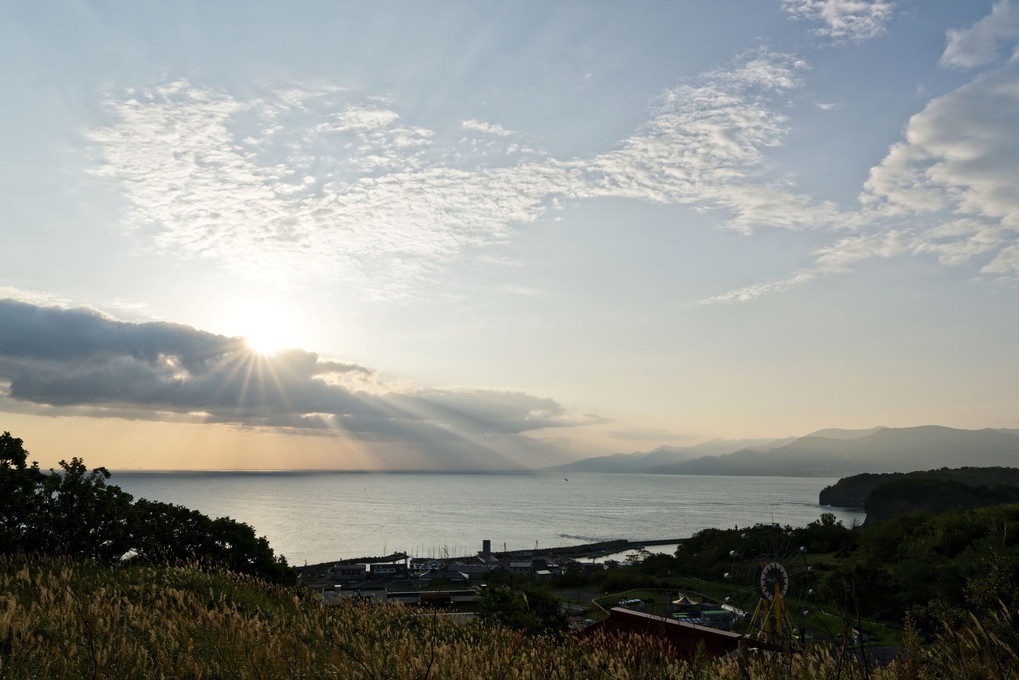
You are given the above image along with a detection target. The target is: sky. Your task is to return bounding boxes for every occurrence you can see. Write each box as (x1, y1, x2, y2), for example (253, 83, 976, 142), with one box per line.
(2, 0, 1019, 470)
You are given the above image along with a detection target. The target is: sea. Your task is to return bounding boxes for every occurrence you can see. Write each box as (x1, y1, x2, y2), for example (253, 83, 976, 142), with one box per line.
(107, 471, 864, 566)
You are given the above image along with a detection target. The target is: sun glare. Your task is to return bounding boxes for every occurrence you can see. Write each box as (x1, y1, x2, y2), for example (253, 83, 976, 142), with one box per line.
(244, 327, 292, 356)
(225, 304, 304, 356)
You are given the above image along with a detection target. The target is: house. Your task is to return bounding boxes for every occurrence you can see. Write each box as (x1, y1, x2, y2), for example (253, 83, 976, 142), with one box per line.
(330, 564, 367, 581)
(322, 584, 387, 605)
(509, 561, 532, 576)
(418, 589, 479, 606)
(576, 607, 775, 659)
(451, 563, 501, 581)
(369, 563, 408, 579)
(418, 568, 470, 583)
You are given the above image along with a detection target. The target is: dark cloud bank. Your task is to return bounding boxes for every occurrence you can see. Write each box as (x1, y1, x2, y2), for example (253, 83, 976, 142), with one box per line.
(0, 299, 581, 468)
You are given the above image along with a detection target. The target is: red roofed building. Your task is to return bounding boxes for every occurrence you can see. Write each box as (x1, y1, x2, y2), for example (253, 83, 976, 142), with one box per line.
(576, 607, 775, 659)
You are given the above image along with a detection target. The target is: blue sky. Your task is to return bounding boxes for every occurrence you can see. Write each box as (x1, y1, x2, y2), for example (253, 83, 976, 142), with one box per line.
(2, 0, 1019, 469)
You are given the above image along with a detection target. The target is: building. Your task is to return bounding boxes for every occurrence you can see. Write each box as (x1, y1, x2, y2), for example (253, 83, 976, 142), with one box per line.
(509, 561, 533, 576)
(330, 564, 367, 581)
(369, 563, 408, 579)
(577, 607, 775, 659)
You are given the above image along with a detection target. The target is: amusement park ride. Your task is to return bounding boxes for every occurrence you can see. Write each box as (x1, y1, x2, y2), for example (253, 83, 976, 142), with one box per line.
(724, 523, 814, 649)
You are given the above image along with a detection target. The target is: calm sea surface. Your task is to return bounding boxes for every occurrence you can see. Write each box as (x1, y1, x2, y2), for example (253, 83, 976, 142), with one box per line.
(108, 471, 864, 566)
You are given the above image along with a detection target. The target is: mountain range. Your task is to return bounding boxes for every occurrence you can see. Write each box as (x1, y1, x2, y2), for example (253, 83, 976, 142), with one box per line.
(550, 426, 1019, 477)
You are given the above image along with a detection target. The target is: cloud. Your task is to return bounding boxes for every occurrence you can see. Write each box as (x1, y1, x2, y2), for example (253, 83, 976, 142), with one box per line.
(703, 5, 1019, 302)
(0, 299, 584, 468)
(941, 0, 1019, 69)
(693, 230, 933, 305)
(578, 51, 842, 233)
(0, 286, 72, 308)
(781, 0, 896, 43)
(462, 119, 513, 136)
(812, 231, 916, 270)
(692, 269, 818, 305)
(88, 52, 838, 298)
(94, 49, 1019, 309)
(982, 242, 1019, 274)
(698, 39, 1019, 305)
(861, 56, 1019, 243)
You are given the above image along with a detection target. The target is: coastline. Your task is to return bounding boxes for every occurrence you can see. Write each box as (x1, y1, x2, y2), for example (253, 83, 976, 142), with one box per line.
(297, 536, 688, 575)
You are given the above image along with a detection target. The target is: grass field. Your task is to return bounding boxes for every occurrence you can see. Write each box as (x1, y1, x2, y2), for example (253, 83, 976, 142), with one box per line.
(2, 554, 1015, 679)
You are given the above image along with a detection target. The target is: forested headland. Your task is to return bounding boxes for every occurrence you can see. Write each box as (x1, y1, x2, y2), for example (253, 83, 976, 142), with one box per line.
(819, 467, 1019, 524)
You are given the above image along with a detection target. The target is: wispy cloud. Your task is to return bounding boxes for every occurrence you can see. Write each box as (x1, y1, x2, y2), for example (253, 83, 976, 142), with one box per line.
(582, 52, 843, 234)
(781, 0, 896, 43)
(88, 52, 836, 298)
(89, 34, 1019, 310)
(941, 0, 1019, 69)
(462, 119, 513, 137)
(0, 299, 586, 468)
(691, 269, 818, 305)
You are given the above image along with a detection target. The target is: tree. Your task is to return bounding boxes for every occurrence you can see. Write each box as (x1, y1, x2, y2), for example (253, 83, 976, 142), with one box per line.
(794, 512, 854, 554)
(0, 432, 296, 584)
(0, 431, 43, 553)
(477, 586, 569, 636)
(33, 457, 136, 564)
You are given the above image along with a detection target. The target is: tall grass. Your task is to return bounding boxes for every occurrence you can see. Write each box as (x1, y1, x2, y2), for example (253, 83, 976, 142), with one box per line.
(0, 555, 1014, 679)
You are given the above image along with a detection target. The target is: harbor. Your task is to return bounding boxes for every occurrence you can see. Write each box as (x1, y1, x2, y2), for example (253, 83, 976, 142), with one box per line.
(297, 537, 689, 592)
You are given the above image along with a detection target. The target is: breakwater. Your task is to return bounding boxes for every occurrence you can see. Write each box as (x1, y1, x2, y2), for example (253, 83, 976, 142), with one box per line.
(301, 537, 688, 574)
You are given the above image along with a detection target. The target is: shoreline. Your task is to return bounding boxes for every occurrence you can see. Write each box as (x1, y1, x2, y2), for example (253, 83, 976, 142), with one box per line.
(296, 537, 688, 575)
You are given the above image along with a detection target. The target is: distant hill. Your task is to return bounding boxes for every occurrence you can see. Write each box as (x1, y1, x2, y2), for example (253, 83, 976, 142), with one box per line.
(555, 426, 1019, 477)
(652, 427, 1019, 477)
(548, 437, 792, 473)
(802, 426, 886, 440)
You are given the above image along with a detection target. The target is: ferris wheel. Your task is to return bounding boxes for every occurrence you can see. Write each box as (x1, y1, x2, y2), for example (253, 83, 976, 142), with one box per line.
(723, 522, 814, 649)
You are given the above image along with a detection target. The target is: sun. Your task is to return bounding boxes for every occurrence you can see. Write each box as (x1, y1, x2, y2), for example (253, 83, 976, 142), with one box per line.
(244, 324, 293, 356)
(225, 303, 304, 356)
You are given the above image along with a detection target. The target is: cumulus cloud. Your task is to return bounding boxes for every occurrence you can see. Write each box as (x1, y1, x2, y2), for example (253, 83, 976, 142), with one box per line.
(781, 0, 896, 43)
(88, 53, 840, 298)
(0, 299, 583, 468)
(941, 0, 1019, 69)
(860, 56, 1019, 253)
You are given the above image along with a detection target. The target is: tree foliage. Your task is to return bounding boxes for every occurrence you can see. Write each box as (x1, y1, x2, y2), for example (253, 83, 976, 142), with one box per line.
(583, 503, 1018, 632)
(0, 432, 295, 584)
(819, 503, 1019, 623)
(477, 585, 569, 637)
(864, 476, 1019, 524)
(0, 431, 43, 553)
